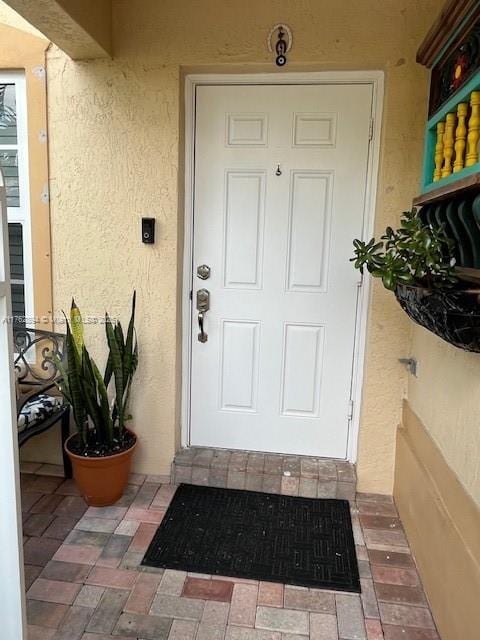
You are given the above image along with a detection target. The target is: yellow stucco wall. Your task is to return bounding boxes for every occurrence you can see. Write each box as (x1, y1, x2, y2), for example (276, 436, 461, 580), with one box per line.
(408, 328, 480, 505)
(14, 0, 444, 490)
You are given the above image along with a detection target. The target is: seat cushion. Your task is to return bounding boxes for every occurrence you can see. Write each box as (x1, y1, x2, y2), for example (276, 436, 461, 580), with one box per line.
(18, 394, 64, 433)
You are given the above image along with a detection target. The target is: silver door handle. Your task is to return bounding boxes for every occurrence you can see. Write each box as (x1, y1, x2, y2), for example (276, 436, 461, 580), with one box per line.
(196, 288, 210, 343)
(198, 311, 207, 343)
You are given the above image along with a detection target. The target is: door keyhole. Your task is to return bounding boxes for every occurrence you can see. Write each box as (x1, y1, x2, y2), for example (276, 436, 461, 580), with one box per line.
(275, 164, 282, 176)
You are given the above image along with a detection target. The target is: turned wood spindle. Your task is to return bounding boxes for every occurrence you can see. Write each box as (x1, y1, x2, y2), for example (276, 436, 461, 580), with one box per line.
(453, 102, 468, 172)
(433, 121, 445, 181)
(466, 91, 480, 166)
(441, 113, 456, 178)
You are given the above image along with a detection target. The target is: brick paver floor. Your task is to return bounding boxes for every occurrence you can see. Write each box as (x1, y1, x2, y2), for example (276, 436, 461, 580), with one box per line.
(20, 463, 441, 640)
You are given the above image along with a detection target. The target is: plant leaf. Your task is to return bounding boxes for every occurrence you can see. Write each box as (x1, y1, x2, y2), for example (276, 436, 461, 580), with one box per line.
(106, 312, 125, 433)
(65, 322, 87, 445)
(70, 299, 84, 358)
(123, 291, 137, 389)
(91, 356, 114, 446)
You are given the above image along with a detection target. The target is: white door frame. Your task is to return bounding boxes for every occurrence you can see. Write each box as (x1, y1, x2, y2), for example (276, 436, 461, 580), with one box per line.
(0, 173, 27, 639)
(182, 71, 384, 462)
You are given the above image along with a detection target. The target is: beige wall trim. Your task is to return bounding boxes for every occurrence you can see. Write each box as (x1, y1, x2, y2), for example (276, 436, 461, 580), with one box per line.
(395, 400, 480, 640)
(2, 0, 112, 60)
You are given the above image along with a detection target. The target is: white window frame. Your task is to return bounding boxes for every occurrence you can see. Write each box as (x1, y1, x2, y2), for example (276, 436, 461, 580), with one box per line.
(0, 70, 34, 326)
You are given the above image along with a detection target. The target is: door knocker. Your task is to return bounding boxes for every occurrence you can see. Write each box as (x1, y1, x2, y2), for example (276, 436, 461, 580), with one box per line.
(267, 24, 293, 67)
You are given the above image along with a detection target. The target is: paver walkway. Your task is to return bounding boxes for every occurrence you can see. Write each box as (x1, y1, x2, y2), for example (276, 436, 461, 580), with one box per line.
(20, 463, 440, 640)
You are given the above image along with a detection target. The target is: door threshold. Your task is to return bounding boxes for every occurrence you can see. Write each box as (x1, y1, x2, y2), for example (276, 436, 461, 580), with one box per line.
(172, 447, 356, 500)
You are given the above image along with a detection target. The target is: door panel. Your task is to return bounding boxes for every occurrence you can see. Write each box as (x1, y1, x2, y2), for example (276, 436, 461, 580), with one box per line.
(281, 323, 324, 417)
(286, 171, 332, 292)
(224, 171, 265, 289)
(190, 83, 372, 458)
(220, 320, 260, 412)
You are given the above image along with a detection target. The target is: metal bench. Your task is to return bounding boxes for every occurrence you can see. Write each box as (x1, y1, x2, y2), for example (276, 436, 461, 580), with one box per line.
(14, 326, 72, 478)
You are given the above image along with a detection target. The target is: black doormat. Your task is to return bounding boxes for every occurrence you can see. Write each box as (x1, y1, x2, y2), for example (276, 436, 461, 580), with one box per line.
(141, 484, 360, 592)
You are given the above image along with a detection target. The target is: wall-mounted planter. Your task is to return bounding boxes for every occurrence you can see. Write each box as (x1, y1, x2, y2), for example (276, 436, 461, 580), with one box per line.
(395, 284, 480, 352)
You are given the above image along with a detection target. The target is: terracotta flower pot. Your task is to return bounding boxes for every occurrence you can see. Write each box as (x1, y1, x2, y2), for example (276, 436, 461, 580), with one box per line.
(65, 430, 137, 506)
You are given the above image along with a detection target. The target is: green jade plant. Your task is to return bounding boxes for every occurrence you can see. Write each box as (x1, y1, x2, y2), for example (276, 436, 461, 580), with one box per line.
(351, 209, 457, 291)
(56, 292, 138, 456)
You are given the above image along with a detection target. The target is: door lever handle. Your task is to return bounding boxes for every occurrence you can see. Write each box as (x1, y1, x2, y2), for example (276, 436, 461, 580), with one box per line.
(198, 311, 207, 343)
(196, 288, 210, 343)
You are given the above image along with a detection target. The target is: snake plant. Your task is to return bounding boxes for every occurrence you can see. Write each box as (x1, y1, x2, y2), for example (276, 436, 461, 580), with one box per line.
(56, 292, 138, 454)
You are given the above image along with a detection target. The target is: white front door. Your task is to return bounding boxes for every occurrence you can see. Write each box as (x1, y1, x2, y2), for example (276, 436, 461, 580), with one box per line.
(190, 83, 372, 458)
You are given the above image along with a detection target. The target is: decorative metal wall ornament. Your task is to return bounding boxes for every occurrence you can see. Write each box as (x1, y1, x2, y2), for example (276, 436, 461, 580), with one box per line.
(267, 24, 292, 67)
(429, 23, 480, 116)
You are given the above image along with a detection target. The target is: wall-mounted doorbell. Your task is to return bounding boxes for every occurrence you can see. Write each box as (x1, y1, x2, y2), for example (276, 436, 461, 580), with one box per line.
(141, 217, 155, 244)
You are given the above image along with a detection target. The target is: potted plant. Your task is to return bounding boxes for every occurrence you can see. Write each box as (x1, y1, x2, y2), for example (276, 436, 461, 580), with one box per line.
(56, 293, 138, 506)
(351, 210, 480, 352)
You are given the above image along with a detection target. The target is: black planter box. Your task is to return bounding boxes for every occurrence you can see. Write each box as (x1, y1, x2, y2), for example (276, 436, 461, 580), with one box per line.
(395, 284, 480, 352)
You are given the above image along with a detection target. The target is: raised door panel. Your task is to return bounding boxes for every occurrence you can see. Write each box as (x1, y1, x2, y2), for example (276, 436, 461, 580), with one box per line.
(280, 323, 325, 417)
(223, 171, 265, 289)
(286, 171, 333, 292)
(226, 113, 268, 146)
(220, 320, 260, 413)
(293, 112, 337, 147)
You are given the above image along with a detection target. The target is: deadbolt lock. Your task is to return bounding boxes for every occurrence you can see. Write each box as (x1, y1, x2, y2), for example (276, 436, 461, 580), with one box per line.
(197, 264, 211, 280)
(196, 288, 210, 313)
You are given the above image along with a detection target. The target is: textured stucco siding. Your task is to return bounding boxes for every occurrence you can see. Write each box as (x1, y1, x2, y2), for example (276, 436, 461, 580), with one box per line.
(18, 0, 442, 491)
